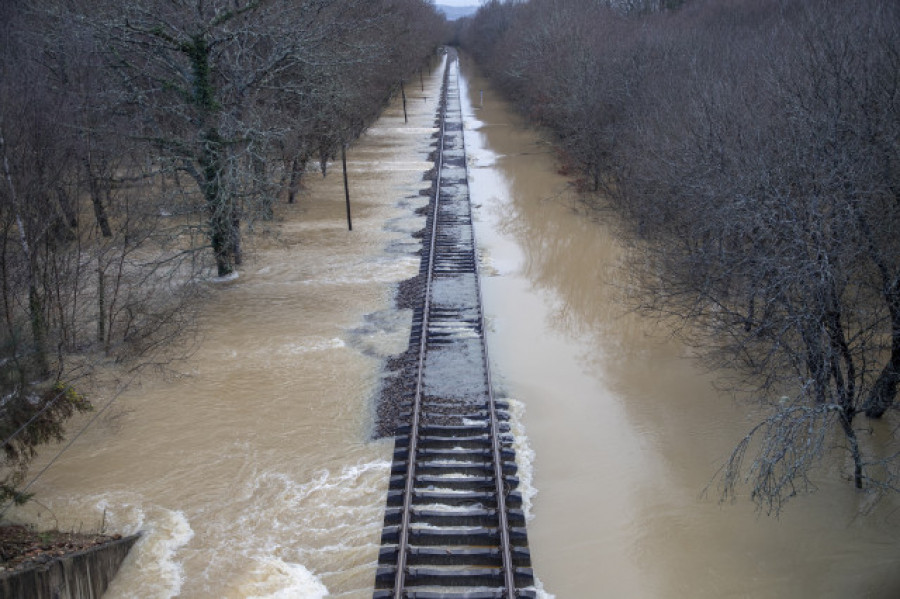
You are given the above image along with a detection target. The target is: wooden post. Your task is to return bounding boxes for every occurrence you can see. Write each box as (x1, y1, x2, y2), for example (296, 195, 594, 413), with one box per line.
(400, 80, 408, 124)
(342, 144, 352, 231)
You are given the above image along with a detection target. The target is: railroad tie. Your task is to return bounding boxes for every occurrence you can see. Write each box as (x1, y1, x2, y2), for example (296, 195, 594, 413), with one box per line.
(373, 50, 535, 599)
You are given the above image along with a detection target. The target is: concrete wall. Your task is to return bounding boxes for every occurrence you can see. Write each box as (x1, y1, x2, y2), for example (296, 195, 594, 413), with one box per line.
(0, 534, 140, 599)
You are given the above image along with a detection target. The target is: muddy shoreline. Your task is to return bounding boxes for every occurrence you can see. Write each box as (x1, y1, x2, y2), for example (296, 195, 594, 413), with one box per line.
(0, 525, 121, 572)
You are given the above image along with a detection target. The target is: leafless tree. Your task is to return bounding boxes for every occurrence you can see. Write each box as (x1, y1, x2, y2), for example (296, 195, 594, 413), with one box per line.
(462, 0, 900, 512)
(0, 0, 447, 507)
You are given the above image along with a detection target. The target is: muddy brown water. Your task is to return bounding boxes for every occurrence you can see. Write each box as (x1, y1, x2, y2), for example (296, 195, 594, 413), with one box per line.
(7, 59, 446, 599)
(8, 53, 900, 598)
(458, 56, 900, 599)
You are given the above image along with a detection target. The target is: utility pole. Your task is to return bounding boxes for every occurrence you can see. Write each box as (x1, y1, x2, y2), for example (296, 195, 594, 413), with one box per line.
(400, 80, 408, 124)
(342, 143, 352, 231)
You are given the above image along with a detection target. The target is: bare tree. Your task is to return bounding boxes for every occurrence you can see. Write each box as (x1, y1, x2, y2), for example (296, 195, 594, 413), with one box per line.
(0, 0, 447, 506)
(613, 0, 900, 510)
(462, 0, 900, 511)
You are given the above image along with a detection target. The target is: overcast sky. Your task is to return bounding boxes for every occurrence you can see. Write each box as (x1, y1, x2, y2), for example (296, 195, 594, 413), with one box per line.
(435, 0, 482, 7)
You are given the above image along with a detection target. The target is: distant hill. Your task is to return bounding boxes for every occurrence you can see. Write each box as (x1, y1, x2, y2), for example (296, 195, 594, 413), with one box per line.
(436, 4, 479, 20)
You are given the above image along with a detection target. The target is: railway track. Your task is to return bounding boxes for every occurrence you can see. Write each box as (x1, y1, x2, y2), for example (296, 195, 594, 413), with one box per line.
(373, 53, 535, 599)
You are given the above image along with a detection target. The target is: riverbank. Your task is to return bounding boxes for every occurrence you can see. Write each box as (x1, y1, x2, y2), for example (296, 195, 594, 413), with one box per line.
(0, 525, 119, 572)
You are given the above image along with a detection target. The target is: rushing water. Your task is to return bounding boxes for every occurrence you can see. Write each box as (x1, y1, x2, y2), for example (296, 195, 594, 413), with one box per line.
(8, 58, 447, 599)
(8, 52, 900, 599)
(458, 56, 900, 599)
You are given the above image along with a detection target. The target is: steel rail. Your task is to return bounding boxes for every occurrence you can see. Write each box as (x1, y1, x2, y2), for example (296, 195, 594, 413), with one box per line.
(392, 54, 450, 599)
(454, 62, 517, 599)
(391, 52, 517, 599)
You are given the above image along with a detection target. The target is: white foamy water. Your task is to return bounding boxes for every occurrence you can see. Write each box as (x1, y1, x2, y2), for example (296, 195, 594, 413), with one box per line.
(350, 160, 435, 172)
(110, 509, 193, 598)
(366, 127, 438, 136)
(7, 52, 556, 599)
(503, 398, 538, 519)
(296, 256, 421, 286)
(8, 56, 450, 598)
(239, 558, 328, 599)
(280, 338, 347, 355)
(215, 337, 347, 362)
(30, 495, 197, 599)
(461, 53, 900, 599)
(209, 272, 241, 283)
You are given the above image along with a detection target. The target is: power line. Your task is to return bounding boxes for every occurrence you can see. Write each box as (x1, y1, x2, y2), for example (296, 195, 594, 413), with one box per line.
(0, 373, 136, 518)
(1, 387, 69, 450)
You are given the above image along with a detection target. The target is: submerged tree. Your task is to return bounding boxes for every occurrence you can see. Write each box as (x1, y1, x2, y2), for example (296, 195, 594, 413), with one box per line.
(609, 0, 900, 510)
(88, 0, 446, 277)
(0, 2, 204, 506)
(462, 0, 900, 512)
(0, 0, 447, 506)
(91, 0, 313, 276)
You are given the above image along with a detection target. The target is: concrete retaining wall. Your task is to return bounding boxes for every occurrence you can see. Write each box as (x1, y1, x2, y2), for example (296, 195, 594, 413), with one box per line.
(0, 534, 140, 599)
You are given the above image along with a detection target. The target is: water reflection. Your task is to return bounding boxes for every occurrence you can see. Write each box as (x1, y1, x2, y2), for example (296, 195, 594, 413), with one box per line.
(460, 55, 900, 599)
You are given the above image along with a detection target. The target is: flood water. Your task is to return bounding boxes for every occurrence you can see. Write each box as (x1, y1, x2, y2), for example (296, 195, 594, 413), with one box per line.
(8, 59, 446, 598)
(458, 56, 900, 599)
(8, 52, 900, 599)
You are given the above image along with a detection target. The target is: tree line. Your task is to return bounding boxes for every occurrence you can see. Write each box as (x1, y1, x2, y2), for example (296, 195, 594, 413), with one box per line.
(460, 0, 900, 512)
(0, 0, 447, 505)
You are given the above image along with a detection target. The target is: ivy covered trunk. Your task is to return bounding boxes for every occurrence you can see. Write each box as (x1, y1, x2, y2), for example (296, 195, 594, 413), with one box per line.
(187, 34, 234, 277)
(199, 127, 233, 277)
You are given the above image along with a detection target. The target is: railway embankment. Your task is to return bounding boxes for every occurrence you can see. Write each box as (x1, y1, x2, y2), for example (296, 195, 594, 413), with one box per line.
(373, 49, 536, 599)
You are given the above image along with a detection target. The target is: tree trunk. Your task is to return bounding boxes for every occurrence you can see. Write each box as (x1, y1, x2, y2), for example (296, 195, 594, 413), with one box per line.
(838, 408, 863, 489)
(27, 282, 48, 377)
(211, 216, 232, 277)
(189, 35, 232, 277)
(55, 186, 78, 234)
(231, 212, 242, 266)
(288, 156, 304, 204)
(97, 259, 105, 344)
(342, 144, 352, 231)
(199, 126, 233, 277)
(400, 80, 408, 124)
(85, 158, 112, 238)
(252, 154, 273, 220)
(205, 160, 233, 277)
(1, 128, 48, 375)
(864, 290, 900, 418)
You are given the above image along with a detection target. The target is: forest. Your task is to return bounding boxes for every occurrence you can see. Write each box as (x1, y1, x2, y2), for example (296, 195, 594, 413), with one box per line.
(460, 0, 900, 512)
(0, 0, 446, 506)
